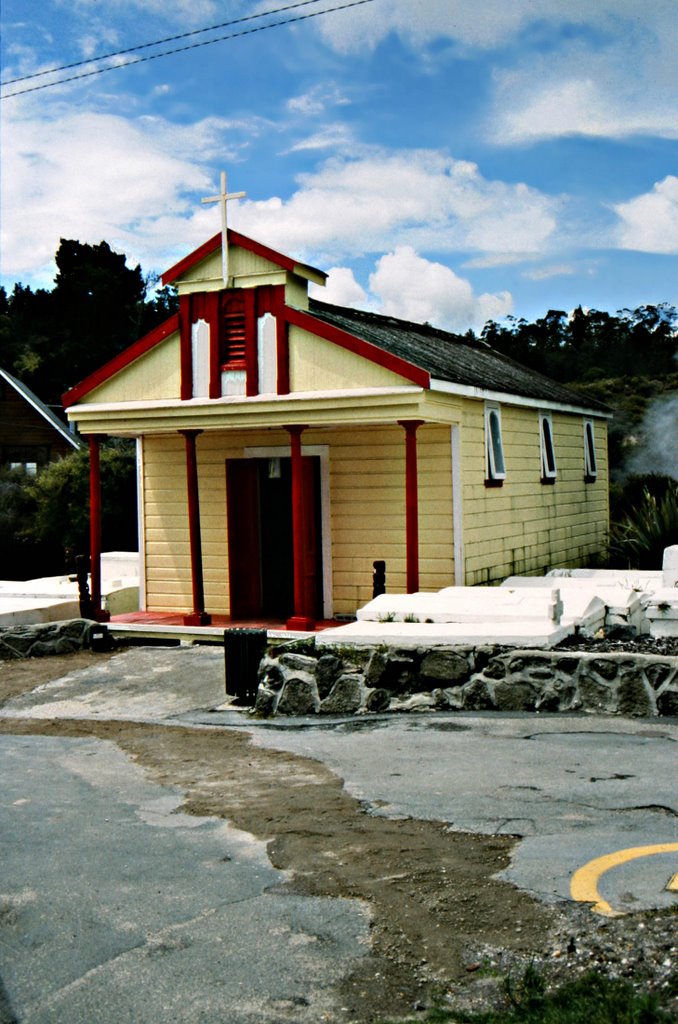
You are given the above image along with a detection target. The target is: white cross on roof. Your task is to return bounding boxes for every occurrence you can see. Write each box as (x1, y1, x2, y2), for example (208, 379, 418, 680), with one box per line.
(201, 171, 246, 285)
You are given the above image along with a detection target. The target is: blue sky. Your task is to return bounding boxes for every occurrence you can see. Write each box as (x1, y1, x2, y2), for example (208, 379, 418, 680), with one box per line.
(1, 0, 677, 333)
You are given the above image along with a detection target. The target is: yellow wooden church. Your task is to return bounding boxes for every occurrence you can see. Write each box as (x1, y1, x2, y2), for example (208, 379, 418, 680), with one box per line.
(63, 214, 610, 629)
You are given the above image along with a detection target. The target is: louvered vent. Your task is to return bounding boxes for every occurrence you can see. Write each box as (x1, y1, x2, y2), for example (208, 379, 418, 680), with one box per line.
(222, 299, 247, 367)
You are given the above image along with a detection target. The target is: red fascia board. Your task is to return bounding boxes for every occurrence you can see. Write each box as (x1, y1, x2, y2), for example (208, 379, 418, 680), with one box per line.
(284, 307, 430, 389)
(161, 230, 326, 285)
(62, 314, 180, 407)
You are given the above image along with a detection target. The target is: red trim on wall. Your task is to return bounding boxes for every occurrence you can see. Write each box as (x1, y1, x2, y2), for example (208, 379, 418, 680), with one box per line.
(179, 297, 193, 401)
(284, 306, 431, 389)
(277, 319, 290, 395)
(63, 314, 180, 407)
(285, 425, 316, 631)
(161, 230, 326, 285)
(399, 420, 424, 594)
(244, 289, 258, 397)
(180, 429, 211, 626)
(86, 435, 110, 622)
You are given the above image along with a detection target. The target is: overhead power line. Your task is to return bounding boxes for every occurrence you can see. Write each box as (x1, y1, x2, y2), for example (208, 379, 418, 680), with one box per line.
(0, 0, 377, 100)
(2, 0, 332, 86)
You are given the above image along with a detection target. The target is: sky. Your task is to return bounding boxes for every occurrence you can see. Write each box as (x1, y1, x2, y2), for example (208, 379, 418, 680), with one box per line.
(1, 0, 677, 334)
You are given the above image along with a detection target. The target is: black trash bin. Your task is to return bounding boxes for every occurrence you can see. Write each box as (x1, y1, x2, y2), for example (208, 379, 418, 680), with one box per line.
(224, 628, 267, 706)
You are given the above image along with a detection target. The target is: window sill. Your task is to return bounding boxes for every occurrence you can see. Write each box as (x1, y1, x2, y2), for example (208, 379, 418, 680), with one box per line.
(584, 474, 597, 484)
(484, 478, 504, 488)
(540, 476, 556, 485)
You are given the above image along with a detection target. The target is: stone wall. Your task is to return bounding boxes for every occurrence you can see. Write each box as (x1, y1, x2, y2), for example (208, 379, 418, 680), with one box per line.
(0, 619, 106, 660)
(256, 643, 678, 718)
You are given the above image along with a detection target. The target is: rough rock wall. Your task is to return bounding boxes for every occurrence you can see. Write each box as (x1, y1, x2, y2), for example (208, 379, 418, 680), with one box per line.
(0, 619, 103, 659)
(256, 644, 678, 718)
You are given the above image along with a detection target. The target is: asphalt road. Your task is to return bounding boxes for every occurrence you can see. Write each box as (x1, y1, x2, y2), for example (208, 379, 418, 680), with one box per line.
(1, 645, 676, 1022)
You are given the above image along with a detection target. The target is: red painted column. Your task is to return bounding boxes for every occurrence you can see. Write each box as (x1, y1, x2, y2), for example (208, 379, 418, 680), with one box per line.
(180, 429, 211, 626)
(399, 420, 424, 594)
(87, 435, 110, 622)
(285, 425, 315, 631)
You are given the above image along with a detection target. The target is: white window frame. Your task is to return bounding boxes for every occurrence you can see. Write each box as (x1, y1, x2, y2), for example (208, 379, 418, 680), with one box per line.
(539, 411, 557, 482)
(584, 419, 597, 481)
(484, 403, 506, 484)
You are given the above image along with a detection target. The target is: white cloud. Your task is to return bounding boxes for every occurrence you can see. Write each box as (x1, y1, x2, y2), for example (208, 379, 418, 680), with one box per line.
(286, 123, 356, 153)
(311, 267, 367, 308)
(367, 247, 512, 332)
(286, 85, 350, 117)
(315, 0, 672, 54)
(0, 99, 251, 283)
(313, 0, 678, 144)
(614, 177, 678, 255)
(238, 150, 557, 263)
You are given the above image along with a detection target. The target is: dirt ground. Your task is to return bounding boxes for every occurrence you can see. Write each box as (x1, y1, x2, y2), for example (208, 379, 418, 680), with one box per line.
(0, 653, 672, 1021)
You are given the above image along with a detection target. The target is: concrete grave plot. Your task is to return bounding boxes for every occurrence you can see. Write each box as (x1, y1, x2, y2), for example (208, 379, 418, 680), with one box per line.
(319, 586, 574, 649)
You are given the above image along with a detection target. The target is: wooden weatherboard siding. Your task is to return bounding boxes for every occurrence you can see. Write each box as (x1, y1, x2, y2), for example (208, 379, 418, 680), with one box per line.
(86, 333, 181, 404)
(289, 326, 412, 392)
(140, 424, 455, 618)
(460, 401, 609, 585)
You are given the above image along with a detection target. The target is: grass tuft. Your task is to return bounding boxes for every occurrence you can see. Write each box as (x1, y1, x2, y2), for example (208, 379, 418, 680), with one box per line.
(387, 969, 676, 1024)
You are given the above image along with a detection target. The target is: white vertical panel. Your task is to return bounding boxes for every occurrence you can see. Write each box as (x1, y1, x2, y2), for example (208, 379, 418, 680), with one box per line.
(191, 319, 210, 398)
(257, 313, 277, 395)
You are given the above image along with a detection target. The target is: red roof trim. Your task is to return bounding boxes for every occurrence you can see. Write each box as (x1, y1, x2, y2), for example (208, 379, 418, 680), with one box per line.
(162, 230, 326, 285)
(284, 306, 431, 389)
(62, 314, 180, 407)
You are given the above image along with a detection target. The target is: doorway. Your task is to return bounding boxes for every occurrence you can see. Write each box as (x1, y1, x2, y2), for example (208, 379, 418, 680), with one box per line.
(226, 456, 323, 620)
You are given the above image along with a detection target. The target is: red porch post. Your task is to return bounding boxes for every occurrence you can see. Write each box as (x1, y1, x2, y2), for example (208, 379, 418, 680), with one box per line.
(180, 429, 211, 626)
(399, 420, 424, 594)
(87, 435, 110, 622)
(285, 425, 316, 631)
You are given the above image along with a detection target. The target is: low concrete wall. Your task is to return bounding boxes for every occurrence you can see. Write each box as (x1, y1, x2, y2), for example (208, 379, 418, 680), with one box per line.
(256, 643, 678, 718)
(0, 619, 103, 659)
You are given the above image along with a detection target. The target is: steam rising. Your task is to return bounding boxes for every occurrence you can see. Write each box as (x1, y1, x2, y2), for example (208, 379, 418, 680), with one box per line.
(625, 393, 678, 480)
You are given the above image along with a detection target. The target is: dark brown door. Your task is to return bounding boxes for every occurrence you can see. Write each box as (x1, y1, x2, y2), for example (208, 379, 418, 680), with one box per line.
(226, 456, 322, 621)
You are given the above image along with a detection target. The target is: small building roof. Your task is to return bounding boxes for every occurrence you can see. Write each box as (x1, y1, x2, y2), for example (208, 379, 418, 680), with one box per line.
(1, 368, 83, 449)
(307, 299, 610, 413)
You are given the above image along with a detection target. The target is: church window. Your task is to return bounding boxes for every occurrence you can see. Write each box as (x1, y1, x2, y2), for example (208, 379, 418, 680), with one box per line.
(484, 403, 506, 485)
(584, 419, 597, 481)
(539, 412, 557, 482)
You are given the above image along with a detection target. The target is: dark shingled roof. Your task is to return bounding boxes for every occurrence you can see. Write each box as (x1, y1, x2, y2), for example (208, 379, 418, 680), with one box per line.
(307, 299, 609, 414)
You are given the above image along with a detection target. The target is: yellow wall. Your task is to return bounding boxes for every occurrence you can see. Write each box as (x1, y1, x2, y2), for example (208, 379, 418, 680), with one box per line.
(139, 405, 608, 616)
(289, 327, 411, 392)
(459, 401, 609, 585)
(141, 423, 455, 617)
(87, 333, 181, 404)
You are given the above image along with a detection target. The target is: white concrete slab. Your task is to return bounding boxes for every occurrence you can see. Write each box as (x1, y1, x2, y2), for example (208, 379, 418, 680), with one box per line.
(357, 587, 563, 624)
(316, 619, 574, 649)
(646, 587, 678, 638)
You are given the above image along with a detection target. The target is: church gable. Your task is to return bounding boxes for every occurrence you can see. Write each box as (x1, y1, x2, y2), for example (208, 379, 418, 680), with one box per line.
(85, 330, 181, 404)
(289, 325, 418, 392)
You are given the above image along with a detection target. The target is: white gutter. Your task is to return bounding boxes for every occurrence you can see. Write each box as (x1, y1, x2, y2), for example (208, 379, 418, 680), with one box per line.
(430, 378, 612, 418)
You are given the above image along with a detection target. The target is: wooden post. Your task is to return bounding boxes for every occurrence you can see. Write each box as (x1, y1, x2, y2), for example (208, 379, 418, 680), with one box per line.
(285, 425, 315, 631)
(399, 420, 424, 594)
(180, 429, 211, 626)
(87, 435, 110, 622)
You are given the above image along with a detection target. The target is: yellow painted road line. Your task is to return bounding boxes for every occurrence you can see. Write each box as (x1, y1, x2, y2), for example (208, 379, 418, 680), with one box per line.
(570, 843, 678, 917)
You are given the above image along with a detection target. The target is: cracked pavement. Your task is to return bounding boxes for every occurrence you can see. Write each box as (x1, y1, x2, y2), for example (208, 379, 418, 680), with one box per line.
(0, 645, 676, 1022)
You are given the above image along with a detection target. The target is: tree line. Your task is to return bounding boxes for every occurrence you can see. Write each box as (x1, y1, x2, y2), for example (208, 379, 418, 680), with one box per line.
(1, 239, 676, 578)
